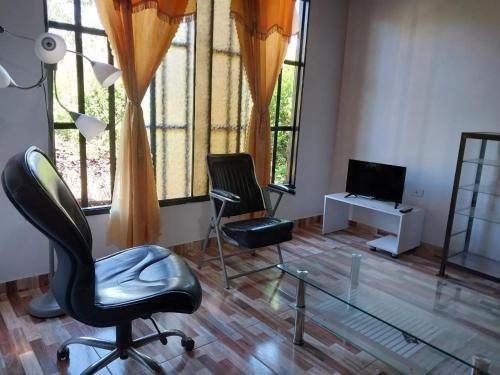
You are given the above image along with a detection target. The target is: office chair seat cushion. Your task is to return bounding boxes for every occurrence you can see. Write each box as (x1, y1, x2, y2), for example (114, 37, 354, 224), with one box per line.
(222, 217, 293, 249)
(94, 245, 202, 317)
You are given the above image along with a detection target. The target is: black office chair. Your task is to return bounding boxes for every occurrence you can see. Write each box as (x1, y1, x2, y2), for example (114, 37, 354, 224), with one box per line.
(198, 153, 296, 289)
(2, 147, 202, 375)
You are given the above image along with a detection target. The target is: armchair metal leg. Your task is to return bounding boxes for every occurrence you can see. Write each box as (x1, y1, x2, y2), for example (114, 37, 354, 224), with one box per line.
(277, 243, 284, 264)
(215, 226, 230, 289)
(198, 222, 213, 269)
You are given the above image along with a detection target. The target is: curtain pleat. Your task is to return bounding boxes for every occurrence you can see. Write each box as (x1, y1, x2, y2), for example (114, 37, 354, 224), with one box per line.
(96, 0, 196, 248)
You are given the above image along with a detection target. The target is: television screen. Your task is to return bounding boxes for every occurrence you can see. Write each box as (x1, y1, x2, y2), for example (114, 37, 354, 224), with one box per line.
(346, 159, 406, 205)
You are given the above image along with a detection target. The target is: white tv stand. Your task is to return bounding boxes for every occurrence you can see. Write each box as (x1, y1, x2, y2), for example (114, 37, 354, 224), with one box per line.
(323, 193, 425, 256)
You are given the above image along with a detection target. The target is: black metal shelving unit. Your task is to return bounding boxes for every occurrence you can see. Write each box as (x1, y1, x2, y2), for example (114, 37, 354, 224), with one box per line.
(439, 132, 500, 281)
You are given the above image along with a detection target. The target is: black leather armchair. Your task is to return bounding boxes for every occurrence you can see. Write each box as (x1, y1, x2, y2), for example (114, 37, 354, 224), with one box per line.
(198, 153, 296, 288)
(2, 147, 202, 375)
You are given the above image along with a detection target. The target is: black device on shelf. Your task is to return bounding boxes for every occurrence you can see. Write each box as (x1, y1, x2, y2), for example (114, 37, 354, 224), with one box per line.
(345, 159, 406, 209)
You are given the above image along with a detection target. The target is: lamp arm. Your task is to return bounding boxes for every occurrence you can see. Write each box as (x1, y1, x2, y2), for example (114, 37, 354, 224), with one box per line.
(0, 26, 46, 89)
(0, 25, 36, 42)
(12, 70, 47, 90)
(52, 68, 72, 115)
(66, 49, 94, 64)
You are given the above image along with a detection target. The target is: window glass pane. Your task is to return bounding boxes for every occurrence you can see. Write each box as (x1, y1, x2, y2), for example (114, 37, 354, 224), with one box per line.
(87, 131, 112, 205)
(173, 22, 189, 45)
(269, 81, 279, 126)
(142, 86, 151, 126)
(299, 1, 310, 63)
(274, 131, 292, 184)
(285, 1, 305, 62)
(80, 0, 104, 29)
(47, 0, 74, 24)
(82, 33, 110, 124)
(213, 0, 240, 54)
(154, 21, 195, 199)
(50, 28, 77, 123)
(285, 35, 300, 61)
(114, 80, 127, 125)
(240, 77, 252, 149)
(279, 64, 299, 126)
(55, 129, 81, 202)
(211, 0, 242, 155)
(211, 53, 241, 153)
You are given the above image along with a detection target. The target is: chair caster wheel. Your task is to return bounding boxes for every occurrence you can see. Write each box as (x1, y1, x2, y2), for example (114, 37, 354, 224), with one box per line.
(57, 347, 70, 361)
(181, 337, 195, 351)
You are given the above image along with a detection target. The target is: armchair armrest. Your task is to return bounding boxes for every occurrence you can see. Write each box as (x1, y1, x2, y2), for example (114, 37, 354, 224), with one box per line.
(268, 183, 296, 195)
(210, 189, 241, 203)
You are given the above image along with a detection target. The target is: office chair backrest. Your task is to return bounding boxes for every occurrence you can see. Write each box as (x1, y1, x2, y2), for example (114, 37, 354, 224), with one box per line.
(207, 153, 264, 217)
(2, 147, 95, 320)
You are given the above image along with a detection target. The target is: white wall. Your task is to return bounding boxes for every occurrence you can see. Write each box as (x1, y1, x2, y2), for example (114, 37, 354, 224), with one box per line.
(332, 0, 500, 247)
(0, 1, 50, 281)
(0, 0, 348, 282)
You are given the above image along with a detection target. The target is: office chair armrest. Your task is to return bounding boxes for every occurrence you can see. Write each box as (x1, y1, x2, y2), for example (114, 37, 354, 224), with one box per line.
(268, 183, 296, 196)
(210, 189, 241, 203)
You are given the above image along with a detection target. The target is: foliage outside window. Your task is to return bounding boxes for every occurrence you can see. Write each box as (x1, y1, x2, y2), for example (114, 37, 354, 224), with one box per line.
(47, 0, 309, 209)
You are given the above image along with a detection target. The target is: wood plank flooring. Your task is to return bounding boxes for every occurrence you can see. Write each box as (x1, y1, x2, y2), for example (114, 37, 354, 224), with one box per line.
(1, 219, 499, 375)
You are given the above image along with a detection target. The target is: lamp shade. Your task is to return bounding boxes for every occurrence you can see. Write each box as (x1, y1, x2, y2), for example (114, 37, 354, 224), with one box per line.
(91, 62, 122, 88)
(34, 33, 66, 64)
(70, 112, 107, 140)
(0, 64, 15, 88)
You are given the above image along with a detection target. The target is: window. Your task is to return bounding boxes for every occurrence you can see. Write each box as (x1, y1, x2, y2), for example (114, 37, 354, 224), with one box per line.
(47, 0, 309, 210)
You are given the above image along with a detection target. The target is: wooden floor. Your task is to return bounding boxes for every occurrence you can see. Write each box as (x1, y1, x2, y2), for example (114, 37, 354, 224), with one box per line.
(1, 219, 499, 375)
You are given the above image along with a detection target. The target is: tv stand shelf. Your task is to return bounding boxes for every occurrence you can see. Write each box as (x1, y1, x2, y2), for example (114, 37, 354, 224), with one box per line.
(322, 193, 425, 256)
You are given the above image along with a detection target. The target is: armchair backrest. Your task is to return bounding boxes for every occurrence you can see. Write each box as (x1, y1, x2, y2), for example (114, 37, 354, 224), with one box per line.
(2, 147, 95, 321)
(206, 153, 264, 217)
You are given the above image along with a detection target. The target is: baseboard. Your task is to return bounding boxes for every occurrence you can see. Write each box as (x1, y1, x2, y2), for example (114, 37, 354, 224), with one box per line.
(0, 273, 49, 294)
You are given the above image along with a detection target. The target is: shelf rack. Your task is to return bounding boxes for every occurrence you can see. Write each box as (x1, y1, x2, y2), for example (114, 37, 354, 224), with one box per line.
(439, 132, 500, 281)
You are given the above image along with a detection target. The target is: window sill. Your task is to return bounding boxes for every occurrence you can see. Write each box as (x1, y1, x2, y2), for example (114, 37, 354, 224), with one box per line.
(82, 195, 210, 216)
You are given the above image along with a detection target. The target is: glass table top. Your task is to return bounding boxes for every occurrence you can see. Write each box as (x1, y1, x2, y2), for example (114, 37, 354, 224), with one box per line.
(277, 252, 500, 375)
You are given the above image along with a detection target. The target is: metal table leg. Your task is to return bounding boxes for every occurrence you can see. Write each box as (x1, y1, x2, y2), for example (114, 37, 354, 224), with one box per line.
(293, 271, 308, 345)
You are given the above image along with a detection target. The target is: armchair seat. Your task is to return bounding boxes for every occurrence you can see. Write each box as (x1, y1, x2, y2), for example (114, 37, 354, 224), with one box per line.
(95, 245, 200, 318)
(222, 218, 293, 249)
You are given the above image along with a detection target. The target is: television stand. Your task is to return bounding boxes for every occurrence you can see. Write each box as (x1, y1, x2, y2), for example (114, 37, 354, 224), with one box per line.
(323, 193, 424, 256)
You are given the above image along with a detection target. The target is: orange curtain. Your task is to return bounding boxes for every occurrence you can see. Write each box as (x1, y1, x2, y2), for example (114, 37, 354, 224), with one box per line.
(96, 0, 196, 248)
(231, 0, 298, 186)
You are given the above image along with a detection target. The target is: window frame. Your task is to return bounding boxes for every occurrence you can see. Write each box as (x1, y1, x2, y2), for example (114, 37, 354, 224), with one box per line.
(270, 0, 310, 185)
(46, 0, 310, 216)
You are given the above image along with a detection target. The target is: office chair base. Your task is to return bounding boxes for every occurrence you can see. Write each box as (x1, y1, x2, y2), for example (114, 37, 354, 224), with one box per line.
(57, 323, 194, 375)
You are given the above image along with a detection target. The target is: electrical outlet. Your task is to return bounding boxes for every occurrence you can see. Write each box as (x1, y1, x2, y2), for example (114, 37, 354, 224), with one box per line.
(410, 188, 424, 198)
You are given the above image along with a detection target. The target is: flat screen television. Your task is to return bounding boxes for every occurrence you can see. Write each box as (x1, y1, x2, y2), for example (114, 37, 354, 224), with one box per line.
(346, 159, 406, 208)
